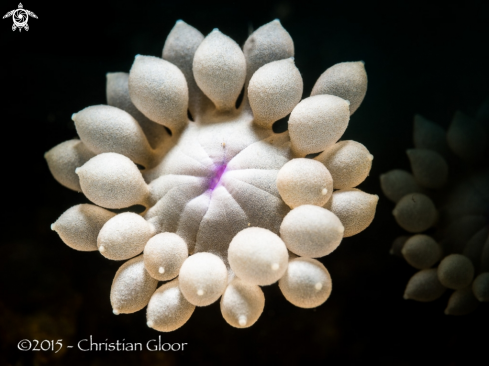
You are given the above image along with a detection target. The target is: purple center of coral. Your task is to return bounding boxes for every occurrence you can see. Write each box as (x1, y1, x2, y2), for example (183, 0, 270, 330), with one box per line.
(209, 164, 227, 190)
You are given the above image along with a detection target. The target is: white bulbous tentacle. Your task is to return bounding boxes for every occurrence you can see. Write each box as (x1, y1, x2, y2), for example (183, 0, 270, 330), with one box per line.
(243, 19, 294, 85)
(403, 268, 446, 302)
(279, 257, 332, 308)
(193, 29, 246, 112)
(146, 278, 195, 332)
(315, 140, 373, 190)
(129, 55, 189, 133)
(472, 272, 489, 302)
(437, 254, 475, 290)
(288, 95, 350, 157)
(311, 61, 367, 115)
(277, 158, 333, 208)
(51, 204, 116, 252)
(391, 193, 437, 233)
(76, 152, 150, 209)
(143, 232, 188, 281)
(44, 139, 95, 192)
(106, 72, 169, 150)
(178, 252, 228, 306)
(248, 58, 303, 129)
(162, 20, 211, 118)
(324, 188, 378, 237)
(110, 255, 158, 315)
(406, 148, 448, 189)
(445, 287, 479, 315)
(97, 212, 156, 261)
(280, 205, 344, 258)
(220, 277, 265, 328)
(380, 169, 424, 203)
(73, 104, 154, 167)
(228, 227, 288, 286)
(401, 234, 443, 269)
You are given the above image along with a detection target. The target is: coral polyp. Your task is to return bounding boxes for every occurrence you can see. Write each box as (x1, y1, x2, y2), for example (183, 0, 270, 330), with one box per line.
(381, 103, 489, 315)
(46, 19, 378, 331)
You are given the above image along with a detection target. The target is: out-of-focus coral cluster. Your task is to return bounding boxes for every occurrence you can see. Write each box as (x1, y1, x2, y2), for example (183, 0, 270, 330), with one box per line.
(46, 20, 378, 331)
(381, 98, 489, 315)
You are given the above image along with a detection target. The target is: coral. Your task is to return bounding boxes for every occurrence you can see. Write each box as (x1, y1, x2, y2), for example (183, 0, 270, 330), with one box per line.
(46, 19, 378, 331)
(381, 102, 489, 315)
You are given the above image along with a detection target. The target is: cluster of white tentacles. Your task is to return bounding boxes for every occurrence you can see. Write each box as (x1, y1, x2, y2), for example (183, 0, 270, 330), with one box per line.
(46, 20, 378, 331)
(381, 101, 489, 315)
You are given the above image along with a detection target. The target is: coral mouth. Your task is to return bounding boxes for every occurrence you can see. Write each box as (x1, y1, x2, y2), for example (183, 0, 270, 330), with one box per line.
(209, 164, 227, 190)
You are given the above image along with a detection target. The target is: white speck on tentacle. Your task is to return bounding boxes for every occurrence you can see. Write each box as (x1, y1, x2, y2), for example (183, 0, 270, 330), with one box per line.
(197, 289, 204, 296)
(315, 282, 322, 291)
(238, 315, 247, 326)
(147, 320, 154, 327)
(99, 245, 105, 253)
(158, 267, 165, 274)
(271, 263, 279, 271)
(322, 188, 328, 195)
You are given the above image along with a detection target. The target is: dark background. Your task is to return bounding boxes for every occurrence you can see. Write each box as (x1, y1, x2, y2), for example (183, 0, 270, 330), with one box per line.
(1, 0, 488, 365)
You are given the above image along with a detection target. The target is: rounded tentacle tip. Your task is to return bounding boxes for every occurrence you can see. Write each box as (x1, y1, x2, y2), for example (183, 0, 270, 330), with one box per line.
(211, 28, 219, 32)
(99, 245, 105, 253)
(367, 154, 374, 161)
(71, 113, 77, 121)
(113, 309, 120, 315)
(176, 19, 183, 24)
(238, 316, 247, 327)
(74, 167, 80, 175)
(50, 223, 56, 231)
(273, 19, 281, 24)
(403, 294, 409, 300)
(147, 320, 154, 328)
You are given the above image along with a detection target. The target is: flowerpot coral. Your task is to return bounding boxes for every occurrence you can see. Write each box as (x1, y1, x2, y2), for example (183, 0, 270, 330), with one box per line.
(46, 19, 378, 331)
(381, 101, 489, 315)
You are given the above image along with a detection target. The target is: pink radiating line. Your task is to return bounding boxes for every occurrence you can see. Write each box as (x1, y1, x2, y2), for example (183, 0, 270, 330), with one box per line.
(209, 164, 227, 190)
